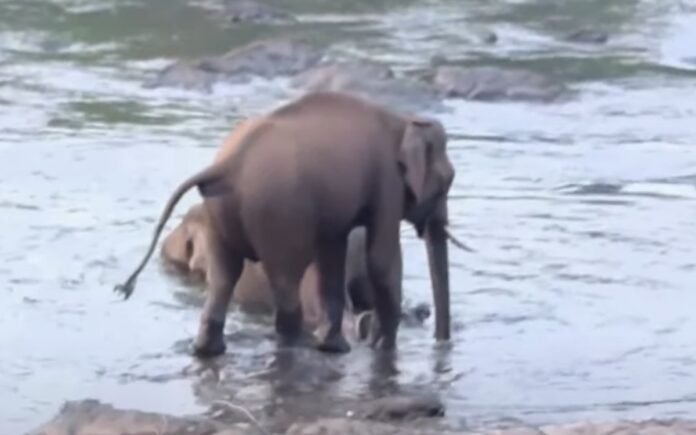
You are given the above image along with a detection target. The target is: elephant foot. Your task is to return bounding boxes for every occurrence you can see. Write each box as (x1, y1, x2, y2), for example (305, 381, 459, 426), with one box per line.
(316, 331, 351, 354)
(275, 307, 317, 348)
(278, 330, 318, 349)
(193, 319, 227, 358)
(367, 316, 397, 351)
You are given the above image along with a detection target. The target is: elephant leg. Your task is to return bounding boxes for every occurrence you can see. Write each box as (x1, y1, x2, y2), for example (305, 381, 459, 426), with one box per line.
(345, 227, 373, 314)
(265, 265, 316, 348)
(315, 237, 351, 353)
(193, 241, 243, 358)
(367, 245, 402, 349)
(365, 213, 403, 350)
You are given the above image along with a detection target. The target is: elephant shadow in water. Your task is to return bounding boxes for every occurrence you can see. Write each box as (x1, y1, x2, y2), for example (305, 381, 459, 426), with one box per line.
(159, 202, 431, 343)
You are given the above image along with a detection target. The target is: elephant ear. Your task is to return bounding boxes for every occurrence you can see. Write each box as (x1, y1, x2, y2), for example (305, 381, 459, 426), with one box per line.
(398, 119, 432, 204)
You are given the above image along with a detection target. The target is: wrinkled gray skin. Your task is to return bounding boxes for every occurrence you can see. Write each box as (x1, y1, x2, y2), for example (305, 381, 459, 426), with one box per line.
(291, 59, 446, 113)
(115, 91, 455, 359)
(144, 38, 323, 91)
(430, 65, 566, 103)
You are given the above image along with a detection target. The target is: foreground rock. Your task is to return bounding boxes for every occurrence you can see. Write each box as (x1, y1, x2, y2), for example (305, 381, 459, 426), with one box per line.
(430, 65, 567, 103)
(287, 418, 696, 435)
(27, 399, 228, 435)
(144, 38, 323, 90)
(287, 418, 459, 435)
(30, 399, 696, 435)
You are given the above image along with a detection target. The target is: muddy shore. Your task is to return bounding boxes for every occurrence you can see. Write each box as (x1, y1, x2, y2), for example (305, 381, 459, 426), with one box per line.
(29, 398, 696, 435)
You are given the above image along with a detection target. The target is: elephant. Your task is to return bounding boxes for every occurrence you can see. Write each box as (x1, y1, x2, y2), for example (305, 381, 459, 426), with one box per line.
(160, 201, 376, 335)
(161, 115, 376, 339)
(115, 90, 459, 359)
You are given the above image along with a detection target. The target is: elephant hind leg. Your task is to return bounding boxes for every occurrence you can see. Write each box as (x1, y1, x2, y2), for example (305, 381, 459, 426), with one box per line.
(193, 241, 243, 358)
(315, 237, 351, 354)
(265, 268, 317, 348)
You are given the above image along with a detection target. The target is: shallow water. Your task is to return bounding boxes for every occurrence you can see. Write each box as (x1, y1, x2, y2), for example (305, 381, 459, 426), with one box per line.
(2, 0, 696, 433)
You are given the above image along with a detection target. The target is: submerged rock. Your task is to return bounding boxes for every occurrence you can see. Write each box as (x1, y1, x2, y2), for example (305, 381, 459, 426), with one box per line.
(143, 59, 216, 91)
(193, 0, 297, 25)
(363, 394, 445, 421)
(563, 28, 609, 44)
(290, 59, 395, 91)
(431, 65, 566, 103)
(198, 38, 323, 78)
(291, 61, 445, 113)
(145, 38, 324, 90)
(222, 0, 297, 24)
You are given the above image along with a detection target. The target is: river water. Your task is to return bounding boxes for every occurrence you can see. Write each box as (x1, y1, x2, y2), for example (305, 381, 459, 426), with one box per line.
(2, 0, 696, 433)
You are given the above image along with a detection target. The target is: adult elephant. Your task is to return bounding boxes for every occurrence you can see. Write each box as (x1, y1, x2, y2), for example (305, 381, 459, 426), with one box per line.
(115, 91, 456, 358)
(160, 116, 374, 324)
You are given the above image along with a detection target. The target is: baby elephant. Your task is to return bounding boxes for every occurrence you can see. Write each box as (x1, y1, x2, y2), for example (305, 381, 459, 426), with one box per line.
(160, 202, 375, 338)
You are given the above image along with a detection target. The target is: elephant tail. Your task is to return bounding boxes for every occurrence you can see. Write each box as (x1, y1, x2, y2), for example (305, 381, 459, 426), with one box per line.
(113, 163, 228, 300)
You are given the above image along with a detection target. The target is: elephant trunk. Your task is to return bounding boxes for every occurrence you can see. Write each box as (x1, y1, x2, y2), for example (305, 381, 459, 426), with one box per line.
(425, 219, 450, 341)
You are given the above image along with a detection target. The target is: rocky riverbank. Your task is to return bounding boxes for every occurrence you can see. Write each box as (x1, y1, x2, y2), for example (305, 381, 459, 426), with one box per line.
(28, 399, 696, 435)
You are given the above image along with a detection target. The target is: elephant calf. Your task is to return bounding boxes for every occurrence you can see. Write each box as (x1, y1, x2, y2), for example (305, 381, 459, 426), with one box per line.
(160, 202, 375, 338)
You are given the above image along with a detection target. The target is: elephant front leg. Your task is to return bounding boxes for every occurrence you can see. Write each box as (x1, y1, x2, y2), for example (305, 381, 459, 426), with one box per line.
(365, 214, 403, 350)
(193, 246, 243, 358)
(315, 238, 351, 353)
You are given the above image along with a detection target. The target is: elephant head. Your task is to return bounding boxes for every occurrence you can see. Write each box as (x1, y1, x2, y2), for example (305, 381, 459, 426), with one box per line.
(160, 203, 211, 283)
(398, 117, 454, 341)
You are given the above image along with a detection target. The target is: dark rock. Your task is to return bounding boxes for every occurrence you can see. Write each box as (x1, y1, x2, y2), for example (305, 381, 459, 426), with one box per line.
(479, 30, 498, 44)
(563, 28, 609, 44)
(143, 59, 216, 91)
(431, 65, 566, 103)
(144, 38, 324, 90)
(222, 0, 297, 24)
(291, 63, 445, 114)
(562, 182, 623, 195)
(290, 59, 395, 91)
(197, 38, 323, 78)
(193, 0, 296, 25)
(363, 394, 445, 421)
